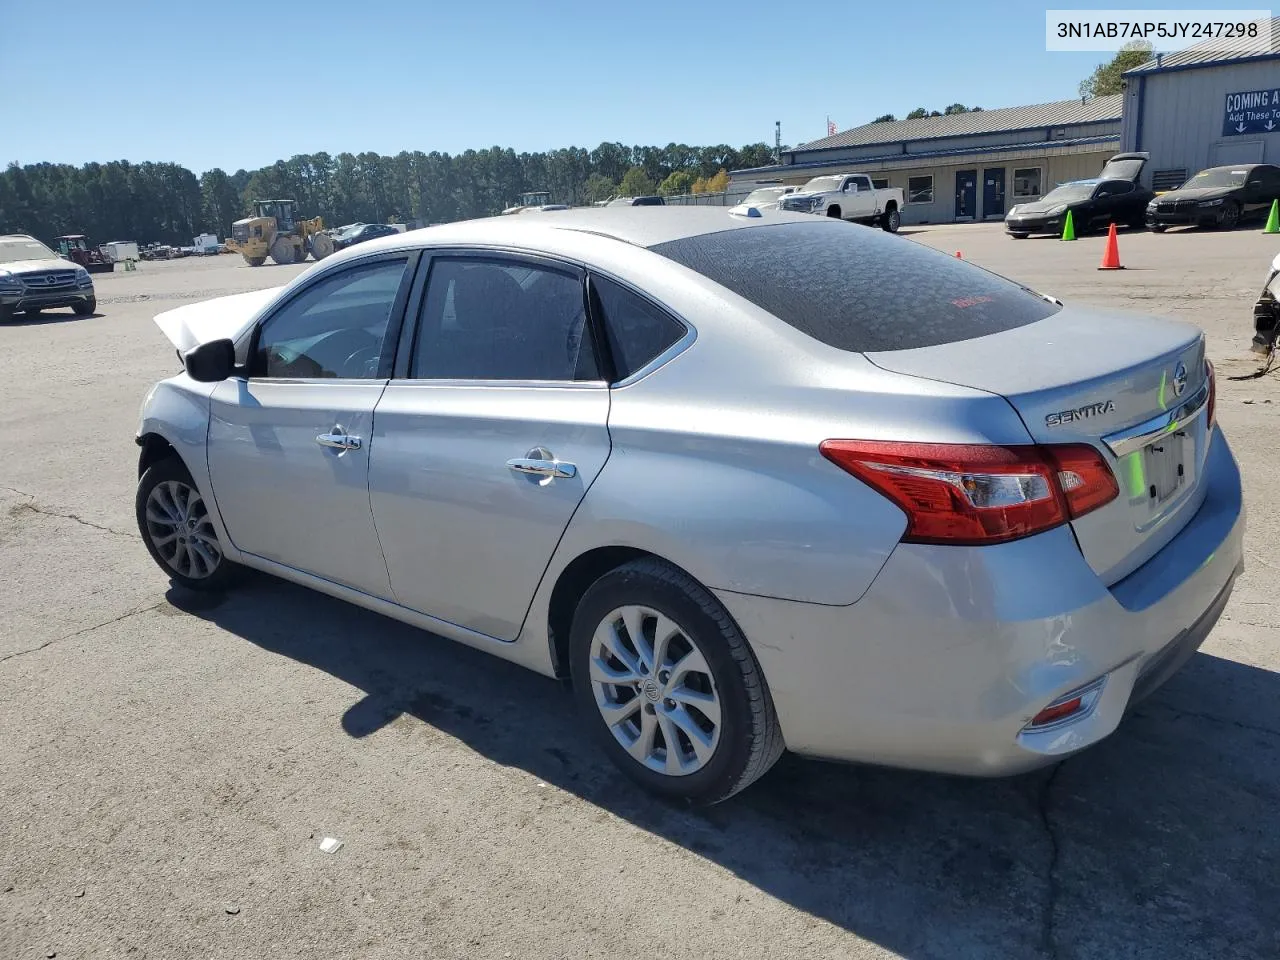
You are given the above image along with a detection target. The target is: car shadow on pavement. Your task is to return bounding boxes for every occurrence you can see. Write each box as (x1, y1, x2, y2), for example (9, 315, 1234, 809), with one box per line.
(170, 576, 1280, 960)
(6, 311, 91, 325)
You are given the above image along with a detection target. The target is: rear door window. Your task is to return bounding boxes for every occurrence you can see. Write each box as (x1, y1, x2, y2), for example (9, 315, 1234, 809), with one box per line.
(590, 274, 687, 381)
(650, 221, 1059, 353)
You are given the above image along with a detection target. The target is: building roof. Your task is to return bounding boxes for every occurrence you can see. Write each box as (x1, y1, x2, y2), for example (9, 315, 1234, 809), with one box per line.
(732, 134, 1119, 178)
(790, 95, 1123, 154)
(1125, 17, 1280, 74)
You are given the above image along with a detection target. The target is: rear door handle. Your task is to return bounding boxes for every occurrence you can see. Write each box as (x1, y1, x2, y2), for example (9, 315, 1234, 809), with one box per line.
(316, 432, 361, 450)
(507, 446, 576, 480)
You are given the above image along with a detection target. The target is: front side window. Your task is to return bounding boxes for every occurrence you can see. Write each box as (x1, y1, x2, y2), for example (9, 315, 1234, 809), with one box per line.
(591, 274, 687, 381)
(907, 176, 934, 204)
(252, 258, 408, 379)
(411, 257, 598, 381)
(1012, 167, 1042, 198)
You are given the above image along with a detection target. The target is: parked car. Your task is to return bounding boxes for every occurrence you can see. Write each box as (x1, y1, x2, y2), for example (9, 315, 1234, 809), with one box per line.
(1250, 250, 1280, 354)
(1146, 163, 1280, 231)
(0, 234, 96, 321)
(779, 174, 903, 232)
(607, 196, 665, 207)
(1006, 152, 1152, 237)
(135, 208, 1242, 805)
(734, 185, 802, 211)
(333, 222, 402, 250)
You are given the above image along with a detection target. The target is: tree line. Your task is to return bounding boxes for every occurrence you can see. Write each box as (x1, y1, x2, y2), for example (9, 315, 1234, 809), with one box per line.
(0, 142, 776, 246)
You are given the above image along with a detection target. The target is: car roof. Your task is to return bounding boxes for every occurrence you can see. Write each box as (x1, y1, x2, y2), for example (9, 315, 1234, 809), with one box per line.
(1199, 163, 1268, 171)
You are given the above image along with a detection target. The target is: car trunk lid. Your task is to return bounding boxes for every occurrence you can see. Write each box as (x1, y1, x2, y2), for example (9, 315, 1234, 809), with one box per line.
(865, 306, 1210, 584)
(1100, 151, 1149, 183)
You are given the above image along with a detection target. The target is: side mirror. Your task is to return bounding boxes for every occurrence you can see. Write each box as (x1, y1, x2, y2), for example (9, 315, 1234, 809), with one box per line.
(184, 338, 236, 382)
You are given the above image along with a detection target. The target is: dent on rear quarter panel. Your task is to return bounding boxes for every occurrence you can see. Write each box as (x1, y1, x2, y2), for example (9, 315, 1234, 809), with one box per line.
(556, 421, 909, 607)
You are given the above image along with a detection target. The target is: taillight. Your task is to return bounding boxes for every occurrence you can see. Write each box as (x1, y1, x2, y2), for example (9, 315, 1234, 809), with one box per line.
(819, 440, 1118, 546)
(1205, 358, 1216, 430)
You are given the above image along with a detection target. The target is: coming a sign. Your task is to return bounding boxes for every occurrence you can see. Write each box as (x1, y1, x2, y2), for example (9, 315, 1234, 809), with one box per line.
(1222, 88, 1280, 137)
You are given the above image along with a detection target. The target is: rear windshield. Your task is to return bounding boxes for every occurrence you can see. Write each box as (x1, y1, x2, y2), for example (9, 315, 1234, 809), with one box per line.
(650, 221, 1059, 353)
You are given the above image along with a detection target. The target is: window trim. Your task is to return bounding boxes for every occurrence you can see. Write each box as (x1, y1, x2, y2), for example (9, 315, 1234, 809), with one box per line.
(585, 270, 695, 387)
(1011, 166, 1043, 200)
(906, 174, 934, 205)
(244, 250, 420, 383)
(395, 248, 605, 387)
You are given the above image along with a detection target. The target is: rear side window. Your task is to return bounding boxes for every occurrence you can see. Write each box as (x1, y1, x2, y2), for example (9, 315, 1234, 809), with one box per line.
(650, 221, 1059, 353)
(591, 275, 686, 381)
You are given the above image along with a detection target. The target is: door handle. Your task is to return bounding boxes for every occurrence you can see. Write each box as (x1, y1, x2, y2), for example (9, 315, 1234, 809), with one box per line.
(316, 432, 361, 450)
(507, 446, 577, 480)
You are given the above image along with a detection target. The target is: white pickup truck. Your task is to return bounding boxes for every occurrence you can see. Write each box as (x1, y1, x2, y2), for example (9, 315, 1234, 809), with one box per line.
(779, 173, 904, 232)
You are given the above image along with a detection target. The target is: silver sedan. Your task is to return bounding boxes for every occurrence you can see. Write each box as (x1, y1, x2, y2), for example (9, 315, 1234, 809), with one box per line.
(135, 208, 1244, 804)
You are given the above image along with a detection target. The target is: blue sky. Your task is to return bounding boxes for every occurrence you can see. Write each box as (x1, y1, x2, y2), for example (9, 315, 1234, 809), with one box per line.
(5, 1, 1152, 173)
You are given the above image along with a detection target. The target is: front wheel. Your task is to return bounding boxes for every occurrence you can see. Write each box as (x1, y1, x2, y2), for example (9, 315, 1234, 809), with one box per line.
(570, 558, 784, 805)
(881, 208, 901, 233)
(74, 298, 96, 317)
(136, 456, 240, 591)
(1150, 224, 1167, 233)
(1220, 202, 1241, 230)
(1009, 232, 1029, 239)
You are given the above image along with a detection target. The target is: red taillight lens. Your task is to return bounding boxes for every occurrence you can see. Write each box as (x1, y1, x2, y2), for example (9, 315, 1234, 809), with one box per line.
(1205, 358, 1216, 430)
(819, 440, 1118, 546)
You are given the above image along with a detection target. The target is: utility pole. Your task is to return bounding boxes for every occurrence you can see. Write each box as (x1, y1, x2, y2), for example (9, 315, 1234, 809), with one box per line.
(775, 121, 782, 164)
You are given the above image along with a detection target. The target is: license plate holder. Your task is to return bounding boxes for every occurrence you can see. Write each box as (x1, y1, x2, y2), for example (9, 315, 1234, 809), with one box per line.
(1143, 434, 1187, 504)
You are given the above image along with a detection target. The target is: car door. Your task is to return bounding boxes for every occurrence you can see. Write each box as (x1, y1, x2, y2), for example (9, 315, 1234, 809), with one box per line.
(369, 252, 612, 640)
(206, 252, 417, 597)
(844, 176, 875, 217)
(1243, 166, 1278, 218)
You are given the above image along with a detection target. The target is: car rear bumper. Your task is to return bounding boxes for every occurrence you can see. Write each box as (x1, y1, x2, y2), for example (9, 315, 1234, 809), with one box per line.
(716, 427, 1245, 776)
(1, 288, 94, 311)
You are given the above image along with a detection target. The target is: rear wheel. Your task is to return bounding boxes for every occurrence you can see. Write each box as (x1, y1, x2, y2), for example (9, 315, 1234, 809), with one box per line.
(881, 207, 901, 233)
(136, 456, 240, 591)
(243, 255, 265, 267)
(570, 558, 784, 805)
(24, 307, 42, 318)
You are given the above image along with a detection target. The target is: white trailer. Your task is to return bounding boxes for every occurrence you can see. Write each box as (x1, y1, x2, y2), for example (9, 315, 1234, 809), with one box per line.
(193, 233, 220, 255)
(101, 241, 139, 263)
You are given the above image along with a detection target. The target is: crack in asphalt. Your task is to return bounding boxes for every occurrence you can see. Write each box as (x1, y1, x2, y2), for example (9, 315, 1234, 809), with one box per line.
(1037, 762, 1066, 960)
(0, 601, 163, 666)
(2, 486, 132, 539)
(1144, 703, 1280, 740)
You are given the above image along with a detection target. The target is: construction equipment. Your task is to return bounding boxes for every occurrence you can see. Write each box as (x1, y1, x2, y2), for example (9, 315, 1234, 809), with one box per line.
(225, 199, 335, 267)
(501, 190, 552, 215)
(54, 235, 115, 273)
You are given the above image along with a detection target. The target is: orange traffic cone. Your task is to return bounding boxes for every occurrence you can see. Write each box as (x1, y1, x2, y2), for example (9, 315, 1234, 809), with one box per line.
(1098, 223, 1123, 270)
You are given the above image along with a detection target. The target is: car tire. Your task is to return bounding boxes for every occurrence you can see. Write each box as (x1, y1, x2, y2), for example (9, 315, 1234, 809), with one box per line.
(1010, 232, 1029, 239)
(826, 205, 841, 219)
(1150, 224, 1167, 233)
(136, 456, 241, 592)
(244, 256, 266, 267)
(569, 558, 784, 805)
(74, 298, 96, 317)
(0, 304, 13, 323)
(23, 307, 42, 318)
(881, 208, 901, 233)
(1220, 202, 1241, 230)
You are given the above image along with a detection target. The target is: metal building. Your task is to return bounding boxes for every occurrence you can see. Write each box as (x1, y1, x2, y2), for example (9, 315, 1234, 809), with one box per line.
(1120, 18, 1280, 190)
(728, 96, 1123, 225)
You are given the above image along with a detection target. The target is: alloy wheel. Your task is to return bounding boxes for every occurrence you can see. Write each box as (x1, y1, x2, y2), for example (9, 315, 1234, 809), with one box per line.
(588, 604, 722, 776)
(143, 479, 223, 579)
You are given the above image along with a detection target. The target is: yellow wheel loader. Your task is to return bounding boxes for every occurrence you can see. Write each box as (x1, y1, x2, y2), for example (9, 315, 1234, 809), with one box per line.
(225, 199, 336, 267)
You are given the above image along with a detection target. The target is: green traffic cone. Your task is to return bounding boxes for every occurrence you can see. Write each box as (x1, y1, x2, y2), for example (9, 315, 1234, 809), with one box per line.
(1265, 199, 1279, 234)
(1061, 209, 1076, 241)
